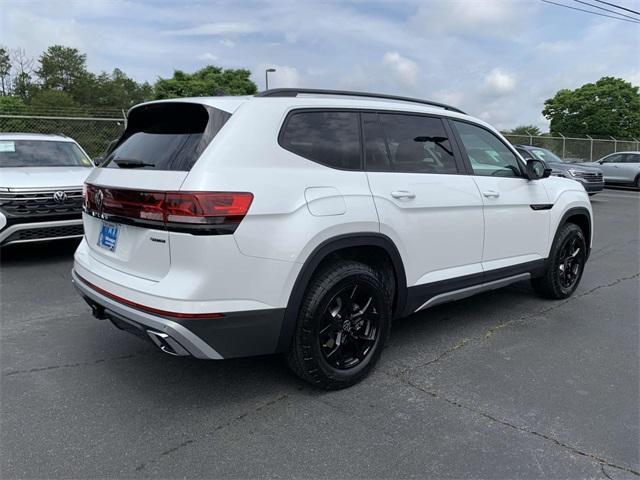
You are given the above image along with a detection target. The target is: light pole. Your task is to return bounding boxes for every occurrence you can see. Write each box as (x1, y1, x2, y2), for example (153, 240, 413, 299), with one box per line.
(265, 68, 276, 91)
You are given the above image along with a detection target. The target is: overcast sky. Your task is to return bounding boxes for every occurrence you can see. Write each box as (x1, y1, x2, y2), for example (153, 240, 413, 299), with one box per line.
(2, 0, 639, 130)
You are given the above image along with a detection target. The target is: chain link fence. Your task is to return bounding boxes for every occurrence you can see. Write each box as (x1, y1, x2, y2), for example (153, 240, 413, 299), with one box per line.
(1, 109, 639, 163)
(503, 133, 640, 163)
(0, 111, 126, 158)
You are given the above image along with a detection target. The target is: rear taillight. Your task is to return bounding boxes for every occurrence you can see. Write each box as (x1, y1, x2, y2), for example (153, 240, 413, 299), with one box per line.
(83, 184, 253, 235)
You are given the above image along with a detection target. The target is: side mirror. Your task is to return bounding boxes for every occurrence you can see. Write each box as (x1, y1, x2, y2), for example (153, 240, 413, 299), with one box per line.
(527, 159, 551, 180)
(92, 156, 103, 166)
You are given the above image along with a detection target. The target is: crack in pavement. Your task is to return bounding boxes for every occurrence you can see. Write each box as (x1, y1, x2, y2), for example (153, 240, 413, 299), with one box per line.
(396, 272, 640, 377)
(133, 394, 288, 472)
(3, 350, 152, 376)
(384, 371, 639, 477)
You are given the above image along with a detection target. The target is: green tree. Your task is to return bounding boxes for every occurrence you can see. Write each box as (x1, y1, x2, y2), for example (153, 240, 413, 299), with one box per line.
(507, 125, 541, 136)
(153, 66, 257, 99)
(0, 47, 11, 95)
(36, 45, 89, 91)
(10, 48, 34, 100)
(28, 89, 83, 112)
(543, 77, 640, 137)
(92, 68, 153, 109)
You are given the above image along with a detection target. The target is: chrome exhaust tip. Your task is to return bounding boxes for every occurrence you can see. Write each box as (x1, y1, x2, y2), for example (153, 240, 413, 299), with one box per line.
(146, 330, 190, 357)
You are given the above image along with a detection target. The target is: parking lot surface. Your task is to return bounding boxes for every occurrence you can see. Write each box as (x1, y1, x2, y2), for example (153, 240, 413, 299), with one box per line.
(1, 189, 638, 479)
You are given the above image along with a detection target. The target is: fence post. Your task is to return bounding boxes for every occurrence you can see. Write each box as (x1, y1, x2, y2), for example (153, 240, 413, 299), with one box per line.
(559, 133, 566, 159)
(634, 138, 639, 152)
(121, 109, 127, 129)
(610, 136, 617, 153)
(525, 130, 533, 146)
(586, 135, 593, 161)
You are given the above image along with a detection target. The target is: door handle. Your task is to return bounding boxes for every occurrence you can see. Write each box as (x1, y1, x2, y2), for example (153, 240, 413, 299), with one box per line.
(390, 190, 416, 199)
(482, 190, 500, 198)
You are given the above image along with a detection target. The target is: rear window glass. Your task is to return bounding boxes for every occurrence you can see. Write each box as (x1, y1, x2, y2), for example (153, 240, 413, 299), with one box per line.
(279, 111, 361, 170)
(0, 140, 92, 168)
(103, 103, 231, 171)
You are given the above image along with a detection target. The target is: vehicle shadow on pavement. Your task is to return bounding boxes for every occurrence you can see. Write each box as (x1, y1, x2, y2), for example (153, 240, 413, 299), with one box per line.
(0, 238, 81, 266)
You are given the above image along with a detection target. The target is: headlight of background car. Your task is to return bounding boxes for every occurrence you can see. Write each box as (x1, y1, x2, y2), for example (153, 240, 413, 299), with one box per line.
(567, 169, 580, 177)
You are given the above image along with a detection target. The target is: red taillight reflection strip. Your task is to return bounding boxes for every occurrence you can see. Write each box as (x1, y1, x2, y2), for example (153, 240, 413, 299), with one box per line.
(76, 274, 224, 320)
(83, 184, 253, 231)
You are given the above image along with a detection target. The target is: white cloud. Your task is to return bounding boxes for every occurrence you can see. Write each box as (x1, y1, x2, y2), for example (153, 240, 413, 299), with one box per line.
(411, 0, 533, 36)
(382, 52, 419, 87)
(219, 39, 235, 48)
(257, 64, 301, 89)
(432, 90, 465, 108)
(164, 22, 256, 36)
(197, 52, 218, 61)
(483, 68, 516, 96)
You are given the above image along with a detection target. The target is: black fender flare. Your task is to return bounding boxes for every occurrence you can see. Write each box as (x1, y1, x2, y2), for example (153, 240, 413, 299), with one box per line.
(553, 206, 592, 259)
(275, 233, 407, 353)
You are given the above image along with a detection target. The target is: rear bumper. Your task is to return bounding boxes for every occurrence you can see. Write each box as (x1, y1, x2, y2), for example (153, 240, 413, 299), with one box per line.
(0, 217, 83, 246)
(71, 269, 285, 359)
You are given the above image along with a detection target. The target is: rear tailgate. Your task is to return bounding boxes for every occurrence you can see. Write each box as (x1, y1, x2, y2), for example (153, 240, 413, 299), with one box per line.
(84, 169, 188, 280)
(82, 101, 234, 281)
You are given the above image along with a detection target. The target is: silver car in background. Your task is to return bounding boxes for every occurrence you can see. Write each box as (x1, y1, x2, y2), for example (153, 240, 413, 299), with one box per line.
(583, 152, 640, 188)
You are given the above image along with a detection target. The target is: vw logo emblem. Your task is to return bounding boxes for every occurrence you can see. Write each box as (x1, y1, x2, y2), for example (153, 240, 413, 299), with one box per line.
(94, 189, 103, 209)
(53, 191, 68, 204)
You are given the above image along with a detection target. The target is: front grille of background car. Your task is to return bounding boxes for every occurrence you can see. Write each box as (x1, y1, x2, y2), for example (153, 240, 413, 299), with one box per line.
(572, 171, 603, 182)
(0, 189, 83, 218)
(2, 224, 84, 245)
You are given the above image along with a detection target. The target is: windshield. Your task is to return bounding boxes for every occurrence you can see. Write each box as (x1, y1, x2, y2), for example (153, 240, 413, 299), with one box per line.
(0, 140, 92, 168)
(530, 148, 564, 164)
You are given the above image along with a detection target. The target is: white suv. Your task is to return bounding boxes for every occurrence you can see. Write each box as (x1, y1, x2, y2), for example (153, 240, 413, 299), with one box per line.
(0, 133, 93, 247)
(72, 89, 593, 389)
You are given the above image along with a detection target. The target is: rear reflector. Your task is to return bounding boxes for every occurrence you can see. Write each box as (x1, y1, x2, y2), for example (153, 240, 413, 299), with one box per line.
(84, 184, 252, 234)
(76, 273, 224, 319)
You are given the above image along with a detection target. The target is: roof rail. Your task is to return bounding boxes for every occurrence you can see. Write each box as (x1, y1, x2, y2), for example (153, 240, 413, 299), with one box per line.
(256, 88, 466, 114)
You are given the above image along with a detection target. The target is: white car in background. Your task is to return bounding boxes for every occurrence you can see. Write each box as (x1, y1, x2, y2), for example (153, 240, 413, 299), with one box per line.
(0, 133, 93, 247)
(584, 151, 640, 188)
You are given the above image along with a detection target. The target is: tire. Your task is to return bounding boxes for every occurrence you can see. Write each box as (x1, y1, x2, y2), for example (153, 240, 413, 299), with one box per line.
(286, 260, 392, 390)
(531, 223, 587, 299)
(635, 174, 640, 189)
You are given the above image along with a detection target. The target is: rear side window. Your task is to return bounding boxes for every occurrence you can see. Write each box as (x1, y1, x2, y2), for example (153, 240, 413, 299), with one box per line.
(104, 103, 231, 171)
(366, 113, 458, 174)
(279, 111, 361, 170)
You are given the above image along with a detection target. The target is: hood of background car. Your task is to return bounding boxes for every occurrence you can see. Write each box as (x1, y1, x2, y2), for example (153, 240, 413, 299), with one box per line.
(548, 162, 602, 173)
(0, 166, 93, 190)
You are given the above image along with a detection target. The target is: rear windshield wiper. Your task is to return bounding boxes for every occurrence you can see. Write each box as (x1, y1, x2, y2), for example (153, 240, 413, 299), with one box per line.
(113, 158, 156, 168)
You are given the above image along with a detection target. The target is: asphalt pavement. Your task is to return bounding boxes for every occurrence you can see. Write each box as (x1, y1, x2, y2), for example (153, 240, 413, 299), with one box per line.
(1, 188, 638, 479)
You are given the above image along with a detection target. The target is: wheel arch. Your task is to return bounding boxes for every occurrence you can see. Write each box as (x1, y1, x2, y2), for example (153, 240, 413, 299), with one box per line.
(555, 207, 592, 258)
(275, 233, 407, 353)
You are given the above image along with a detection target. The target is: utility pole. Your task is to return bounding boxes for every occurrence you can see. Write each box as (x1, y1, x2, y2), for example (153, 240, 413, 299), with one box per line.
(265, 68, 276, 91)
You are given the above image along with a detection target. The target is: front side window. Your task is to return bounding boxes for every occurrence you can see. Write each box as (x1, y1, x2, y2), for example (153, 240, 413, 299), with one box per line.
(369, 113, 457, 174)
(0, 140, 92, 168)
(453, 121, 523, 177)
(279, 111, 361, 170)
(601, 154, 622, 164)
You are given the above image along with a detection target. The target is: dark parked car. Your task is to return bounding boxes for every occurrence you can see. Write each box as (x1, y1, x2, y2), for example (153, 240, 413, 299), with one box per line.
(515, 145, 604, 196)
